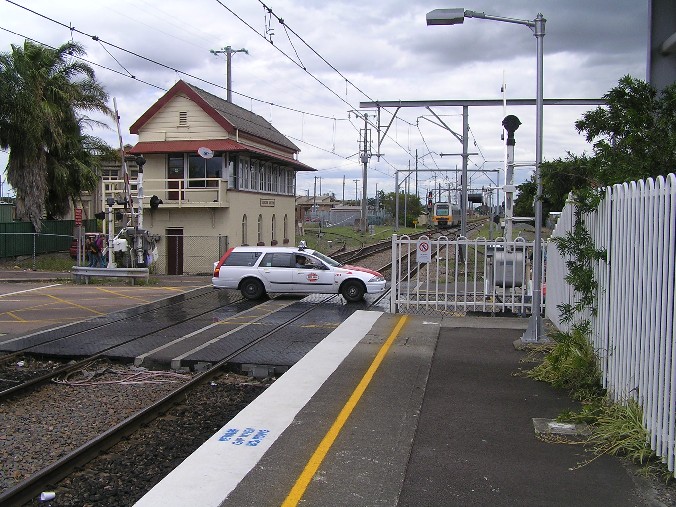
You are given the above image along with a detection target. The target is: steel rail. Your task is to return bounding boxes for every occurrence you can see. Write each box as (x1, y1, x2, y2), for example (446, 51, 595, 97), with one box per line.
(0, 290, 251, 401)
(0, 295, 339, 507)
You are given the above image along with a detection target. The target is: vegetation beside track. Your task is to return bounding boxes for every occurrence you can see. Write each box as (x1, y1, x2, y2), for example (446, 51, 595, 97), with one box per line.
(297, 224, 422, 253)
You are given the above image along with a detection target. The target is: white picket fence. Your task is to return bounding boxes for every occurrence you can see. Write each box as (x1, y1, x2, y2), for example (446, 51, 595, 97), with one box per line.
(390, 234, 545, 315)
(546, 174, 676, 475)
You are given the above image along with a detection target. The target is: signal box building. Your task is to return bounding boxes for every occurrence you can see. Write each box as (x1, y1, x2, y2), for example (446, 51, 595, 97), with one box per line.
(110, 80, 315, 274)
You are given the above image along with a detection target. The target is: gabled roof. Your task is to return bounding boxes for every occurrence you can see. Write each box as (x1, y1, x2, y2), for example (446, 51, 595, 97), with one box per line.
(129, 80, 299, 153)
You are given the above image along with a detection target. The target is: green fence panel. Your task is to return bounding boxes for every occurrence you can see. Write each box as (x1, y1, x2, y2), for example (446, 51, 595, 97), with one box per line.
(0, 219, 99, 259)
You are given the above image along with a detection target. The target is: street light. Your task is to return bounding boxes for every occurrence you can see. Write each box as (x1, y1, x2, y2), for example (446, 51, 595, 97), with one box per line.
(427, 8, 547, 343)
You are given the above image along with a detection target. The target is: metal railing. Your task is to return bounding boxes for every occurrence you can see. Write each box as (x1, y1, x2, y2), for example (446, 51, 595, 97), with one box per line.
(391, 234, 545, 315)
(547, 173, 676, 476)
(103, 178, 228, 208)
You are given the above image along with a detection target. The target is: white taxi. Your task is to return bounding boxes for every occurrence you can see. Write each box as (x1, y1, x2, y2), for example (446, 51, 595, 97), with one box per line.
(212, 244, 386, 302)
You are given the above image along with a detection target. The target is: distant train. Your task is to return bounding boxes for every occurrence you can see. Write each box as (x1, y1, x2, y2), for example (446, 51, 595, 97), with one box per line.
(431, 202, 461, 229)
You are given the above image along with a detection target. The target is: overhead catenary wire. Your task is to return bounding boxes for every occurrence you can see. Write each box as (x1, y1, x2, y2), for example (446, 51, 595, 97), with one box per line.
(2, 0, 451, 182)
(3, 0, 346, 123)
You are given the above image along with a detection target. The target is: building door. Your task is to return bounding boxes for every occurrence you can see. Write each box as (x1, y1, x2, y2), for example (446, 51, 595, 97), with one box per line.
(168, 155, 184, 200)
(167, 228, 184, 275)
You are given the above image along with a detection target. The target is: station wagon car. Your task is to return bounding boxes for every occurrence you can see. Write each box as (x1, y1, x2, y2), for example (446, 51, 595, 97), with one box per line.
(212, 245, 386, 302)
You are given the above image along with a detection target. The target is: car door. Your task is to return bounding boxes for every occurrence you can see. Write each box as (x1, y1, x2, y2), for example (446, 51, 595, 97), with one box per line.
(292, 254, 337, 294)
(257, 253, 295, 292)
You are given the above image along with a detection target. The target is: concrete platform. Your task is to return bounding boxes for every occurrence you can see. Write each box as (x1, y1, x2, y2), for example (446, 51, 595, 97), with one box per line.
(134, 312, 658, 507)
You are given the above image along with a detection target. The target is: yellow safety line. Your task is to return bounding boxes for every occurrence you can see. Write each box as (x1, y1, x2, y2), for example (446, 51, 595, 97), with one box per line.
(6, 311, 26, 322)
(45, 294, 106, 316)
(281, 315, 409, 507)
(95, 286, 152, 303)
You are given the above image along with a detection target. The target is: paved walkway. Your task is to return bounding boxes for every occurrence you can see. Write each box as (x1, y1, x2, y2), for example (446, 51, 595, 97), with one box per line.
(136, 313, 669, 506)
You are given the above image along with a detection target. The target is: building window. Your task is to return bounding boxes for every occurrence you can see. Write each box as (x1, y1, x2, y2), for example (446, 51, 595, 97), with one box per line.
(271, 214, 276, 242)
(257, 214, 263, 244)
(226, 154, 236, 189)
(167, 153, 222, 188)
(178, 111, 188, 126)
(239, 156, 250, 189)
(287, 169, 296, 195)
(188, 154, 221, 188)
(234, 155, 295, 195)
(242, 214, 248, 245)
(271, 166, 279, 193)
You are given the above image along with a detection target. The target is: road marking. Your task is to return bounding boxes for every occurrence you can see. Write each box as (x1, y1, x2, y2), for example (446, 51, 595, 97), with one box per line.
(133, 310, 382, 507)
(281, 314, 409, 507)
(45, 294, 106, 316)
(6, 311, 26, 322)
(95, 286, 153, 303)
(0, 284, 62, 298)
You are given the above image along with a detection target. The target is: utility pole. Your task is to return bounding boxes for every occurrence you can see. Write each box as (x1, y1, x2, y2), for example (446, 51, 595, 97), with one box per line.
(375, 182, 379, 218)
(353, 179, 359, 205)
(210, 46, 249, 102)
(313, 176, 317, 221)
(415, 149, 419, 198)
(359, 114, 370, 234)
(342, 175, 345, 202)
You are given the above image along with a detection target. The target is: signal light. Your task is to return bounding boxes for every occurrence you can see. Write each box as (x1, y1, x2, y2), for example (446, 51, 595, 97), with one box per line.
(94, 211, 105, 220)
(150, 195, 163, 210)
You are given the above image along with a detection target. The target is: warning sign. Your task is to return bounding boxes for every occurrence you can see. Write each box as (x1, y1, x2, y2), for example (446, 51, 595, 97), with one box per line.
(417, 239, 431, 263)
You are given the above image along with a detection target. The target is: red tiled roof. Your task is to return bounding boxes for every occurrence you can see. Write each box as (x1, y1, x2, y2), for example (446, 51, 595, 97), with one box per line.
(128, 140, 316, 172)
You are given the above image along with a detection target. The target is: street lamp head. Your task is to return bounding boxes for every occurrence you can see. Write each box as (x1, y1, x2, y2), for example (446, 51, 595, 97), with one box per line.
(426, 8, 465, 26)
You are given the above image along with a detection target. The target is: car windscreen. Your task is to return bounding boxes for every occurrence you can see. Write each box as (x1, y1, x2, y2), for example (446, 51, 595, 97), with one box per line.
(310, 251, 342, 267)
(222, 251, 262, 267)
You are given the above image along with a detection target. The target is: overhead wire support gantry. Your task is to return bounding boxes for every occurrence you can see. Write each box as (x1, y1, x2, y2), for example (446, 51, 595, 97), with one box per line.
(360, 97, 606, 239)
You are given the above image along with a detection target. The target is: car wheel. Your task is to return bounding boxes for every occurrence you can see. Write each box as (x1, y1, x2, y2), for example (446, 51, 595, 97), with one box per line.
(241, 278, 265, 300)
(341, 280, 365, 302)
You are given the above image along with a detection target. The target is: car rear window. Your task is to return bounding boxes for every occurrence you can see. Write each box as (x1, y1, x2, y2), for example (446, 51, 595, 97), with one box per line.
(222, 251, 262, 267)
(260, 253, 294, 268)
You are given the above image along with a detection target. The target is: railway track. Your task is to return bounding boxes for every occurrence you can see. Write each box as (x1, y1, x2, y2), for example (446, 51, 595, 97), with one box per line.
(0, 291, 389, 506)
(1, 227, 477, 505)
(0, 288, 250, 399)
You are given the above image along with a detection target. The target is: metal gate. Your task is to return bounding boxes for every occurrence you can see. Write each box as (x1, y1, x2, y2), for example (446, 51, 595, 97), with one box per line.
(390, 234, 546, 315)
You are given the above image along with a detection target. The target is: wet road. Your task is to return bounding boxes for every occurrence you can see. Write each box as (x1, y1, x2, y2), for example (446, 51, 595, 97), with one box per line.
(0, 277, 211, 343)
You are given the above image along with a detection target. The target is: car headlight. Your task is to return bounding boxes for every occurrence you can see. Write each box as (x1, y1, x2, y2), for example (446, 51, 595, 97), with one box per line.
(369, 275, 385, 282)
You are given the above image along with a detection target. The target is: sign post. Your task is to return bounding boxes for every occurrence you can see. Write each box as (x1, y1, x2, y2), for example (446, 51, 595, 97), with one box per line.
(417, 238, 432, 264)
(74, 208, 83, 265)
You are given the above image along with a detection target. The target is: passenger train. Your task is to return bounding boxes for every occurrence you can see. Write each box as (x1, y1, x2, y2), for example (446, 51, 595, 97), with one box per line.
(431, 202, 461, 229)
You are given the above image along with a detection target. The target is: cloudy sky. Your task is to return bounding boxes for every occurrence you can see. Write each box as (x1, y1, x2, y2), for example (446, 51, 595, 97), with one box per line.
(0, 0, 649, 204)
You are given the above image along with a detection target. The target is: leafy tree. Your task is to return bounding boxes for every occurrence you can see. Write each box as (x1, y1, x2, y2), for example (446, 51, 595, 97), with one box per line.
(575, 75, 676, 186)
(514, 152, 596, 218)
(514, 76, 676, 217)
(380, 191, 424, 227)
(0, 40, 112, 230)
(513, 178, 537, 218)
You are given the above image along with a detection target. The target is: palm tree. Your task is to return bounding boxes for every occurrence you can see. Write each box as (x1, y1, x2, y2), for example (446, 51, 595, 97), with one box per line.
(0, 40, 112, 230)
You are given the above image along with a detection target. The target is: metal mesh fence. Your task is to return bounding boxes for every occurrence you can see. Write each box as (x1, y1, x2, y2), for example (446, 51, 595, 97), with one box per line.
(0, 231, 228, 276)
(155, 234, 229, 275)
